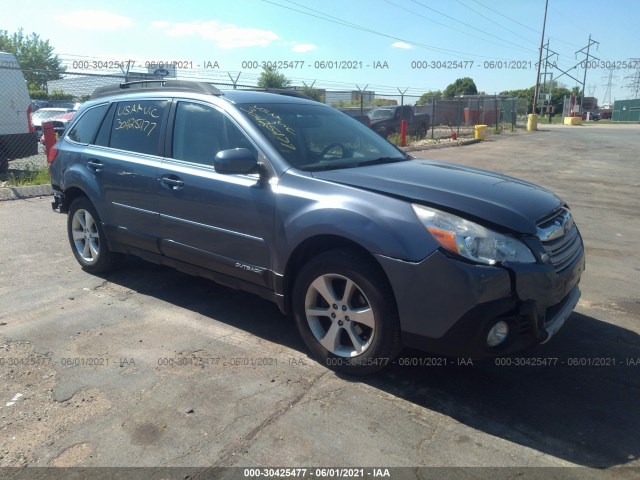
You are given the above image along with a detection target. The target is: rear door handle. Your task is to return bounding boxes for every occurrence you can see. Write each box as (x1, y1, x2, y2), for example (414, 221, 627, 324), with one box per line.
(87, 159, 104, 172)
(160, 175, 185, 190)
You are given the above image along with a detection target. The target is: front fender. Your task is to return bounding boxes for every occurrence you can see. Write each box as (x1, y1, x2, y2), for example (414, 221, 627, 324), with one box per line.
(271, 171, 439, 273)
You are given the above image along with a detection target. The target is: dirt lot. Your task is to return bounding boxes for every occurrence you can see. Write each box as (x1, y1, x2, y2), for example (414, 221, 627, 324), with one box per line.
(0, 124, 639, 477)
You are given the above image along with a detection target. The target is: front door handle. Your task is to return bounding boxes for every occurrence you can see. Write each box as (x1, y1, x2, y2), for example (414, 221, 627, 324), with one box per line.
(160, 175, 185, 190)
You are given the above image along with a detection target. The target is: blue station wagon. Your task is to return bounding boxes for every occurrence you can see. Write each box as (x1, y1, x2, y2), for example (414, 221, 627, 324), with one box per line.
(50, 80, 585, 374)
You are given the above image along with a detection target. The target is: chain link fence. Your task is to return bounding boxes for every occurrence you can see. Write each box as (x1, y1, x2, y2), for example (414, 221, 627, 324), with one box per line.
(1, 66, 528, 174)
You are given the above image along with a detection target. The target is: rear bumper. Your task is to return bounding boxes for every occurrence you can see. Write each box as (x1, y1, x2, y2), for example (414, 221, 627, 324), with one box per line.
(51, 188, 66, 213)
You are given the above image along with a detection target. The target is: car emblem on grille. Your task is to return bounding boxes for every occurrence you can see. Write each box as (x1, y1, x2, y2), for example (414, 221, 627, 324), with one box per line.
(537, 209, 573, 241)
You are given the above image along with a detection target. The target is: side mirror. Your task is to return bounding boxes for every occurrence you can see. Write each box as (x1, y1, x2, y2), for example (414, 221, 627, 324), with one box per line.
(214, 148, 258, 175)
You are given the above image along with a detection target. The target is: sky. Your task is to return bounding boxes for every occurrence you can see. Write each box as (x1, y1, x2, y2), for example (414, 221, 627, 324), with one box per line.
(2, 0, 639, 104)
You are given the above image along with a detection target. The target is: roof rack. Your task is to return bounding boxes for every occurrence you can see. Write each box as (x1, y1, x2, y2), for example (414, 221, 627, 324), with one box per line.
(261, 88, 312, 99)
(90, 80, 223, 99)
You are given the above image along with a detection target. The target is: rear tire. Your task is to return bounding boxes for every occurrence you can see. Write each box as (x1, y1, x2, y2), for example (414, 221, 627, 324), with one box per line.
(67, 196, 121, 273)
(292, 249, 401, 375)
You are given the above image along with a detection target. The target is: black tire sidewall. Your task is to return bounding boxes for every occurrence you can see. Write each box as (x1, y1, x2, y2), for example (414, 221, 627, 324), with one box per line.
(292, 250, 400, 374)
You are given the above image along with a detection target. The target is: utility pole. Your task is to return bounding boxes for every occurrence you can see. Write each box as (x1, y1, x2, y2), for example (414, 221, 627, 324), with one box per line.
(601, 68, 616, 107)
(542, 40, 549, 103)
(539, 40, 559, 115)
(576, 35, 599, 114)
(625, 59, 640, 99)
(532, 0, 549, 115)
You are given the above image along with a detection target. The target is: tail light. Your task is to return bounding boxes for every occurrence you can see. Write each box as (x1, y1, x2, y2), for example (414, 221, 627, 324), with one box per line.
(27, 104, 34, 133)
(47, 145, 58, 164)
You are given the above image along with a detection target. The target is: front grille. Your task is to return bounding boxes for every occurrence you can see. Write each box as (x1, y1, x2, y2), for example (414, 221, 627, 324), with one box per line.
(537, 209, 584, 273)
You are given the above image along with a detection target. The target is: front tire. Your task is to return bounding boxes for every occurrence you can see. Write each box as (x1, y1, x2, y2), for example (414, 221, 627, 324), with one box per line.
(67, 196, 120, 273)
(292, 249, 401, 374)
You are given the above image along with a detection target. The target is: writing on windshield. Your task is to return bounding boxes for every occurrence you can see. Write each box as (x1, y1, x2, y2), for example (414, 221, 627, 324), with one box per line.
(240, 105, 296, 151)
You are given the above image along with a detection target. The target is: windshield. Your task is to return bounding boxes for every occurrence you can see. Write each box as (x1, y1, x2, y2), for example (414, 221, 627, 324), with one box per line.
(238, 103, 407, 171)
(368, 108, 395, 120)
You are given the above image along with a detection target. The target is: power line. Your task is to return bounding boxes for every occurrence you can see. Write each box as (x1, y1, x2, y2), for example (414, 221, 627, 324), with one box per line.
(453, 0, 539, 46)
(262, 0, 535, 60)
(407, 0, 536, 53)
(384, 0, 534, 53)
(262, 0, 467, 56)
(467, 0, 583, 49)
(450, 0, 579, 74)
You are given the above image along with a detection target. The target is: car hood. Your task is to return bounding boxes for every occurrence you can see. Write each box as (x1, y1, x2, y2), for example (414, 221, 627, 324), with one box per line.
(312, 160, 564, 235)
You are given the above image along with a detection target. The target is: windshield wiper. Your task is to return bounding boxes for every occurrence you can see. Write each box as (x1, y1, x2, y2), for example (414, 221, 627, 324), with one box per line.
(303, 156, 408, 172)
(303, 163, 359, 172)
(353, 157, 408, 168)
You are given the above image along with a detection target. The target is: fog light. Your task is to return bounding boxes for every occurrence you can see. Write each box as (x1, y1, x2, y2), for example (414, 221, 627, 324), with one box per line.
(487, 321, 509, 347)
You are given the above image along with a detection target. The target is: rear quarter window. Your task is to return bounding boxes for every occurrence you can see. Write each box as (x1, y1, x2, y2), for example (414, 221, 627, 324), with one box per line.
(67, 104, 108, 144)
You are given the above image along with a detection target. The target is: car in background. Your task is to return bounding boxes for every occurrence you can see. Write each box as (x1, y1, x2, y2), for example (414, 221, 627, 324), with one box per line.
(367, 105, 430, 138)
(581, 111, 600, 121)
(31, 99, 52, 111)
(39, 111, 76, 149)
(31, 107, 75, 138)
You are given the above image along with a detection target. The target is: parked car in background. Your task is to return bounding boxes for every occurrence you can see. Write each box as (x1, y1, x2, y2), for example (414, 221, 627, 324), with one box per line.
(31, 99, 52, 111)
(581, 111, 600, 121)
(50, 80, 585, 374)
(39, 111, 76, 148)
(368, 105, 430, 138)
(0, 51, 38, 173)
(31, 107, 76, 139)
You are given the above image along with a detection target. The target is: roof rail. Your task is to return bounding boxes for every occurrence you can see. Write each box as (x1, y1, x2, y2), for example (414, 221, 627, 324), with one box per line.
(90, 80, 223, 99)
(261, 88, 312, 99)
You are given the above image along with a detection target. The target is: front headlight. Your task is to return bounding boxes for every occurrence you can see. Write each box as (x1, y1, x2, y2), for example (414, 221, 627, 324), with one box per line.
(412, 204, 536, 265)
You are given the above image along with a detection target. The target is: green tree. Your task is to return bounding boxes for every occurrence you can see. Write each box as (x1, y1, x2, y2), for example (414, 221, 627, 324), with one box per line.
(417, 90, 443, 104)
(0, 28, 65, 91)
(443, 77, 478, 98)
(257, 65, 291, 89)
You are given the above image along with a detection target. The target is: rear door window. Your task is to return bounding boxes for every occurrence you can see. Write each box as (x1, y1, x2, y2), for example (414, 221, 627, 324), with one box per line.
(109, 100, 167, 156)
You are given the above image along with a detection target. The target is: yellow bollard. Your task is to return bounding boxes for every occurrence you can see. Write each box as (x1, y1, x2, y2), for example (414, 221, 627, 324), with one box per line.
(563, 116, 583, 125)
(527, 114, 538, 131)
(474, 124, 487, 140)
